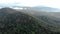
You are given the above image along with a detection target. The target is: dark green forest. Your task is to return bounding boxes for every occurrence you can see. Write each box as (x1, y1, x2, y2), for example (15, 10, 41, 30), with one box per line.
(18, 9, 60, 32)
(0, 8, 60, 34)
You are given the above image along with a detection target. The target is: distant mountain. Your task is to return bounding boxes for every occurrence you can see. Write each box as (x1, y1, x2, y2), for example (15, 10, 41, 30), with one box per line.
(30, 6, 60, 12)
(0, 6, 60, 12)
(11, 6, 60, 12)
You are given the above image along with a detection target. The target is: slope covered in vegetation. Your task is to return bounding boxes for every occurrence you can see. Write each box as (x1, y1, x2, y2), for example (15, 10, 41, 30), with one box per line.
(16, 9, 60, 33)
(0, 8, 59, 34)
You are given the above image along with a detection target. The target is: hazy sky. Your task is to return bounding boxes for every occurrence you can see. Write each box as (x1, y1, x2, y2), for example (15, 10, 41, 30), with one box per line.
(0, 0, 60, 8)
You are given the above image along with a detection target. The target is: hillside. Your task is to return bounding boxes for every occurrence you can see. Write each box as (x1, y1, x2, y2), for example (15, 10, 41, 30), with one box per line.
(16, 9, 60, 33)
(0, 8, 58, 34)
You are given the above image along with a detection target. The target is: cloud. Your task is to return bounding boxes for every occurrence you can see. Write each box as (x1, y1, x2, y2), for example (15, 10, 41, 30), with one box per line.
(0, 0, 60, 8)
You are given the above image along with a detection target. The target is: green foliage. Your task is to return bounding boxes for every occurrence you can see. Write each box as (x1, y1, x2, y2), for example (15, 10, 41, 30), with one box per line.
(0, 32, 2, 34)
(0, 8, 60, 34)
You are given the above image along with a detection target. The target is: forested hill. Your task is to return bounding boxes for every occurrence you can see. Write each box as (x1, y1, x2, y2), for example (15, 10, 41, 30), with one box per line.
(0, 8, 59, 34)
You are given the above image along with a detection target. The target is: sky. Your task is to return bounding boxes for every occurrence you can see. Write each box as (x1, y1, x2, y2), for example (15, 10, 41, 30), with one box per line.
(0, 0, 60, 8)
